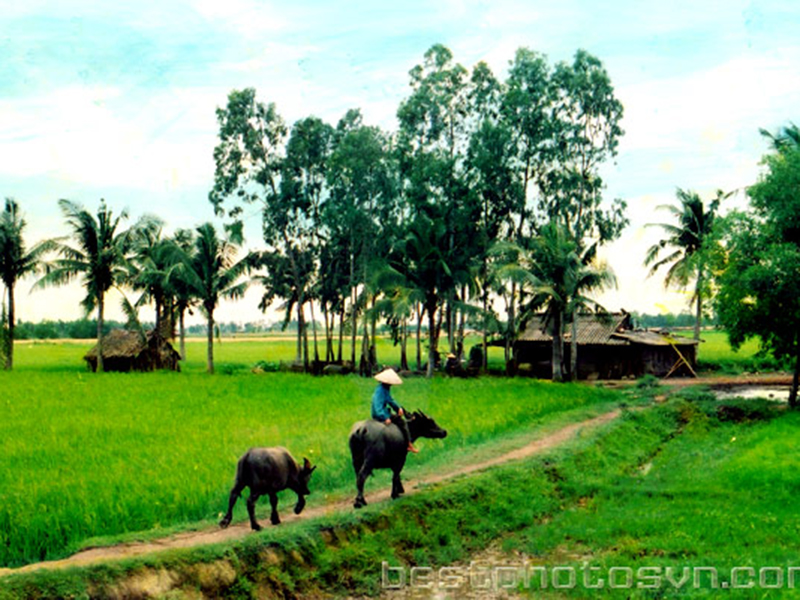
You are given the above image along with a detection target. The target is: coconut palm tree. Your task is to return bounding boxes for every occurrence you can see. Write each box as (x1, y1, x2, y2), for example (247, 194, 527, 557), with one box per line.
(759, 122, 800, 154)
(564, 242, 617, 381)
(35, 199, 138, 372)
(170, 228, 198, 361)
(512, 224, 615, 382)
(127, 219, 186, 340)
(179, 222, 251, 374)
(645, 188, 725, 340)
(0, 198, 54, 369)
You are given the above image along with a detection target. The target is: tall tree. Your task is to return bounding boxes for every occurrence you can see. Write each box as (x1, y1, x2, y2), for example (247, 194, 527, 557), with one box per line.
(396, 44, 477, 376)
(0, 198, 53, 369)
(468, 72, 522, 368)
(180, 222, 251, 374)
(717, 131, 800, 406)
(36, 200, 137, 373)
(326, 110, 397, 371)
(645, 188, 725, 340)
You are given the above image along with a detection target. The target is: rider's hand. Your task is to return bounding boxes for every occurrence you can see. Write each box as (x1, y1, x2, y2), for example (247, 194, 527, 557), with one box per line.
(398, 408, 405, 417)
(385, 418, 392, 425)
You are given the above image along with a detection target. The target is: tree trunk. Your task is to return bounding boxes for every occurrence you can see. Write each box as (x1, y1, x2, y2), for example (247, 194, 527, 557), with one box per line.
(426, 298, 438, 379)
(458, 285, 466, 358)
(416, 304, 423, 372)
(5, 284, 14, 370)
(694, 275, 702, 341)
(446, 293, 454, 353)
(206, 308, 215, 374)
(338, 306, 344, 363)
(570, 314, 578, 382)
(360, 309, 371, 377)
(300, 303, 309, 371)
(551, 310, 564, 382)
(506, 281, 516, 367)
(310, 299, 320, 363)
(96, 293, 105, 373)
(400, 318, 409, 371)
(482, 288, 488, 373)
(179, 306, 187, 361)
(370, 296, 377, 366)
(350, 250, 357, 366)
(790, 350, 800, 409)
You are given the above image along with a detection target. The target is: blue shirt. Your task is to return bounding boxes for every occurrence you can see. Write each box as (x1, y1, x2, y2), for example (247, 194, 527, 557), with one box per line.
(371, 384, 400, 421)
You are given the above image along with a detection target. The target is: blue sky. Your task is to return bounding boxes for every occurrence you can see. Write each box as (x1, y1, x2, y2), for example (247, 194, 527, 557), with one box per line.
(1, 0, 799, 324)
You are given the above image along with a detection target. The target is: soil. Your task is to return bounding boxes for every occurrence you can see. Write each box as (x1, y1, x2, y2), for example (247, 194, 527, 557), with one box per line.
(0, 410, 622, 578)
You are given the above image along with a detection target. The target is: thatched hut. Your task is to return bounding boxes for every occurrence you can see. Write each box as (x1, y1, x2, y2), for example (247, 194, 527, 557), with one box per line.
(513, 312, 699, 379)
(84, 330, 181, 373)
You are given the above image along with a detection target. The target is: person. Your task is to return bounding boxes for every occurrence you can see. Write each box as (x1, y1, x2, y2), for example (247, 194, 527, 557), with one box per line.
(371, 368, 418, 453)
(444, 352, 459, 376)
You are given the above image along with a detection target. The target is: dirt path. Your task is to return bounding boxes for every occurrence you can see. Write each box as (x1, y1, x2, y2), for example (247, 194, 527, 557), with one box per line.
(600, 373, 793, 389)
(0, 410, 623, 578)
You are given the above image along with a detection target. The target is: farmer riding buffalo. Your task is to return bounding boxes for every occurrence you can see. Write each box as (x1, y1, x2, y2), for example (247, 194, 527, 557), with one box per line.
(349, 368, 447, 508)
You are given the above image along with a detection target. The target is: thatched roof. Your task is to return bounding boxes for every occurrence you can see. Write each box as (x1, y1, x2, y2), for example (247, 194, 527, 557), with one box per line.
(84, 329, 178, 359)
(518, 312, 631, 346)
(611, 330, 700, 347)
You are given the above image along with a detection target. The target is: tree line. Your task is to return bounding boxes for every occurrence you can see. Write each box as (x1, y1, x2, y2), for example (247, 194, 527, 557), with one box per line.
(208, 44, 625, 380)
(1, 44, 627, 379)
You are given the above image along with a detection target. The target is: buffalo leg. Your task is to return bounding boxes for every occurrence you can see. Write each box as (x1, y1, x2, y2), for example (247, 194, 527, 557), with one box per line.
(294, 494, 306, 515)
(219, 482, 245, 528)
(269, 492, 281, 525)
(354, 460, 373, 509)
(247, 492, 262, 531)
(391, 469, 405, 499)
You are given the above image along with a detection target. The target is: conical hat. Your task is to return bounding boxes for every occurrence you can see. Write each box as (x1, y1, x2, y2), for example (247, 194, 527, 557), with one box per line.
(374, 368, 403, 386)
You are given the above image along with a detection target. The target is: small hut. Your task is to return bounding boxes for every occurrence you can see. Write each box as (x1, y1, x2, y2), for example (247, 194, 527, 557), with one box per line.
(512, 312, 700, 379)
(84, 329, 181, 373)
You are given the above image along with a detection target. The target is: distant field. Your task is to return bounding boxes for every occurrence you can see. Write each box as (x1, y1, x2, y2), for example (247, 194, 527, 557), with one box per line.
(11, 330, 769, 374)
(11, 334, 509, 374)
(0, 367, 619, 568)
(698, 330, 778, 371)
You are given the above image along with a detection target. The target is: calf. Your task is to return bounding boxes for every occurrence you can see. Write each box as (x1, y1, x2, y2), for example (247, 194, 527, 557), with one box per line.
(219, 447, 316, 530)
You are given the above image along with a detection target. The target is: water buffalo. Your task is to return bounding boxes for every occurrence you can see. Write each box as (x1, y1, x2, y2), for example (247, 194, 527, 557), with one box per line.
(349, 410, 447, 508)
(219, 447, 316, 530)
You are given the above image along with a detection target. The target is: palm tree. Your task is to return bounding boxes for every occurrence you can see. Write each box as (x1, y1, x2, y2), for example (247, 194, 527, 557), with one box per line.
(0, 198, 54, 369)
(645, 188, 724, 340)
(564, 242, 616, 381)
(36, 199, 137, 372)
(759, 122, 800, 154)
(171, 228, 198, 361)
(179, 222, 251, 374)
(127, 219, 185, 340)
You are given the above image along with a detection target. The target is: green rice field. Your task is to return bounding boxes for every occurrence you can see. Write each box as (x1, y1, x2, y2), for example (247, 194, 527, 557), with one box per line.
(0, 340, 619, 568)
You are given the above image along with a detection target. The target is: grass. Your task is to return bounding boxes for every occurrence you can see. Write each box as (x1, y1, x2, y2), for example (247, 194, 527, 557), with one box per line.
(0, 363, 620, 569)
(0, 399, 676, 600)
(4, 398, 798, 598)
(696, 330, 782, 373)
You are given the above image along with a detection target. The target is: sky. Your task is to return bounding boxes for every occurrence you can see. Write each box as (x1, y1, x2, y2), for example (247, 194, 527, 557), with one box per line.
(1, 0, 798, 326)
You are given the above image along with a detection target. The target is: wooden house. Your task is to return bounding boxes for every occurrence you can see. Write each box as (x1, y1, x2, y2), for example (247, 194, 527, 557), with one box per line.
(512, 312, 699, 379)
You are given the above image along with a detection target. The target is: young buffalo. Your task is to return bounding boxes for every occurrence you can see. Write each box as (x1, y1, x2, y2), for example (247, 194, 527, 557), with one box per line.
(219, 447, 316, 530)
